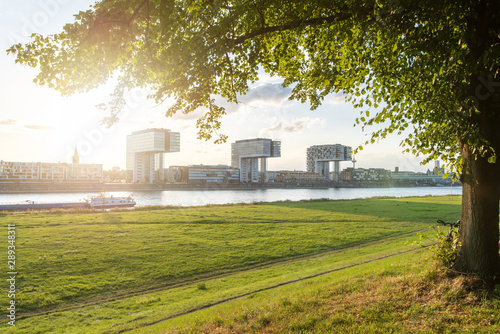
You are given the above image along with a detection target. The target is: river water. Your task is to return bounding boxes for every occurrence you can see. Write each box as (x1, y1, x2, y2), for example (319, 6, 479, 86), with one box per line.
(0, 186, 461, 207)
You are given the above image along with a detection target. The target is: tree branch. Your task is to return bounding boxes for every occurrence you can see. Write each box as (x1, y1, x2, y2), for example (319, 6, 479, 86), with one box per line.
(225, 52, 238, 103)
(230, 10, 353, 46)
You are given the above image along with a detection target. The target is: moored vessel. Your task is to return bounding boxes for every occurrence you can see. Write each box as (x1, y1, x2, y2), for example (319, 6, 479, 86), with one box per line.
(85, 195, 136, 209)
(0, 195, 136, 211)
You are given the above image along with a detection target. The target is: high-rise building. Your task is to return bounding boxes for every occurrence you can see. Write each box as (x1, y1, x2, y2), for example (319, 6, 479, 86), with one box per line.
(126, 128, 180, 183)
(231, 138, 281, 182)
(306, 144, 351, 180)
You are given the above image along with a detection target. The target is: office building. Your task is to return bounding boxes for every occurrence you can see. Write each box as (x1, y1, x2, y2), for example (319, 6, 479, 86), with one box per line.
(340, 168, 391, 182)
(276, 171, 325, 183)
(306, 144, 351, 180)
(231, 138, 281, 182)
(126, 128, 180, 183)
(188, 165, 240, 184)
(164, 166, 188, 183)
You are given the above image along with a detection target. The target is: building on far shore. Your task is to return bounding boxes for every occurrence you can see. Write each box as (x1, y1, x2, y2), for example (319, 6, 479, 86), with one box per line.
(126, 128, 180, 183)
(188, 165, 240, 184)
(340, 168, 392, 183)
(163, 165, 240, 184)
(231, 138, 281, 183)
(164, 166, 189, 183)
(391, 168, 456, 186)
(306, 144, 352, 181)
(276, 171, 326, 183)
(0, 150, 102, 182)
(339, 164, 459, 187)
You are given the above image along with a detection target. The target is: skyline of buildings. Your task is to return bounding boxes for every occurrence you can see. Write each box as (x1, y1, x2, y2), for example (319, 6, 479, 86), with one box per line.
(0, 148, 102, 182)
(0, 127, 454, 186)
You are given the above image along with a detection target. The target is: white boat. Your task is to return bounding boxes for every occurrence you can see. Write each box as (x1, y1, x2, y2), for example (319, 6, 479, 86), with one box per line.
(86, 195, 136, 209)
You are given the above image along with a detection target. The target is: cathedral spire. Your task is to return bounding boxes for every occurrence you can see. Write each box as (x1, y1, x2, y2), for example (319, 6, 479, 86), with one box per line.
(72, 147, 80, 164)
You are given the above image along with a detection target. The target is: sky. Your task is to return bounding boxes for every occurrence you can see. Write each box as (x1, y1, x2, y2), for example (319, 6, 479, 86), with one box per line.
(0, 0, 434, 172)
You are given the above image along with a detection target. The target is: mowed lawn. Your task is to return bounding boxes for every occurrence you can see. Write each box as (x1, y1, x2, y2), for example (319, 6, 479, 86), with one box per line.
(0, 196, 461, 320)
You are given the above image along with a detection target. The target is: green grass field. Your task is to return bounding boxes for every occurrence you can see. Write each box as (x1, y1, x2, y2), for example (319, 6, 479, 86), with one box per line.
(3, 195, 494, 333)
(157, 251, 500, 334)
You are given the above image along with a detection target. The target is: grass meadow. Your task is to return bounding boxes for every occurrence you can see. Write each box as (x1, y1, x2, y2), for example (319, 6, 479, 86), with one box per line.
(3, 195, 495, 333)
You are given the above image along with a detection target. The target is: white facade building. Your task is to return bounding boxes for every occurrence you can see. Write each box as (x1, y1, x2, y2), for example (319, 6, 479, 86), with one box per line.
(231, 138, 281, 182)
(126, 128, 180, 183)
(0, 161, 102, 181)
(340, 167, 391, 182)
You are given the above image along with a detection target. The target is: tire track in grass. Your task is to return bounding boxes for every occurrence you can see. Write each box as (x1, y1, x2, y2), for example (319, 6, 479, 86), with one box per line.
(113, 246, 428, 333)
(10, 231, 425, 322)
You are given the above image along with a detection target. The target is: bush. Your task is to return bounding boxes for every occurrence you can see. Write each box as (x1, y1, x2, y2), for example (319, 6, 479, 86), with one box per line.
(410, 221, 460, 272)
(431, 224, 460, 271)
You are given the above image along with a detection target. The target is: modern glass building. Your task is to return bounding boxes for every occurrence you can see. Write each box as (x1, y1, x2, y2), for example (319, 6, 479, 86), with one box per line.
(164, 166, 189, 183)
(188, 165, 240, 184)
(231, 138, 281, 182)
(306, 144, 352, 180)
(126, 128, 180, 183)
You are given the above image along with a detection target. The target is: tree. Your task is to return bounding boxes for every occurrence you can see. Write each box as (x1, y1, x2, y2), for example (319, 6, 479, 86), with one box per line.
(8, 0, 500, 277)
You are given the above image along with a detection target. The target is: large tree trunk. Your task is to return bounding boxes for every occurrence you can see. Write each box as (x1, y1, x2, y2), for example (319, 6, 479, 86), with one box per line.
(453, 144, 500, 278)
(453, 0, 500, 277)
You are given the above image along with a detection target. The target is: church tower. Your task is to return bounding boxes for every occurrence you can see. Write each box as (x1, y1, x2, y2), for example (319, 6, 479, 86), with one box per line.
(72, 147, 80, 164)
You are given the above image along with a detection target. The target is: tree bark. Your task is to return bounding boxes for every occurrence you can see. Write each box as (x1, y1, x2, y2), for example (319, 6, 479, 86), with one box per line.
(453, 0, 500, 277)
(454, 143, 500, 278)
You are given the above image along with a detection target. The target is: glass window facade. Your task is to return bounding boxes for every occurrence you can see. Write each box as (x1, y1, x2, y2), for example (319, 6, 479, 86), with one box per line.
(230, 138, 281, 182)
(188, 165, 240, 184)
(306, 144, 352, 174)
(126, 128, 180, 183)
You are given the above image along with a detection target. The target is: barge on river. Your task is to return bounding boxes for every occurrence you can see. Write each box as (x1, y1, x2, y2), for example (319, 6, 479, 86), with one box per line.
(0, 196, 136, 211)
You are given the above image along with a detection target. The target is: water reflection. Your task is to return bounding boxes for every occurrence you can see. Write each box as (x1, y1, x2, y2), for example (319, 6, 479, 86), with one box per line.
(0, 186, 462, 207)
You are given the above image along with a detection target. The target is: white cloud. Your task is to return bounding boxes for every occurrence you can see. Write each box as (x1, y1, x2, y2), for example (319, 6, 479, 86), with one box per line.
(171, 108, 206, 121)
(239, 83, 291, 105)
(263, 117, 325, 134)
(0, 119, 54, 134)
(24, 124, 53, 131)
(148, 83, 292, 124)
(326, 93, 347, 105)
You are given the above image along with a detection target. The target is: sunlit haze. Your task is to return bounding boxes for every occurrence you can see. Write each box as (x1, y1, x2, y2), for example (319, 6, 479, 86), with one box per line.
(0, 0, 433, 172)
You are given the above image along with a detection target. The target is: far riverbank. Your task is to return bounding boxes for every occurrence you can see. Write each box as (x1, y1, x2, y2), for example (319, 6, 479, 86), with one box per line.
(0, 181, 458, 194)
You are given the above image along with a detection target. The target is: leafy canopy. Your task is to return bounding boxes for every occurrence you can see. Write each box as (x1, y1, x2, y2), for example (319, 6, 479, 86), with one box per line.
(8, 0, 500, 171)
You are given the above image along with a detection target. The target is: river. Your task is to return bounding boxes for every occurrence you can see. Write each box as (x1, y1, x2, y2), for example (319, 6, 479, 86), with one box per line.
(0, 186, 461, 207)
